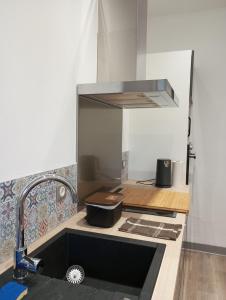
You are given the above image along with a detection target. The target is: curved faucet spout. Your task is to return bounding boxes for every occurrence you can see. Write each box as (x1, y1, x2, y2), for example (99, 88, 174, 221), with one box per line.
(14, 174, 77, 280)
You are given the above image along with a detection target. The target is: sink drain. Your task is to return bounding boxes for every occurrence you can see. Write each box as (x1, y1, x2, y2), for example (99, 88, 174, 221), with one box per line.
(66, 265, 85, 285)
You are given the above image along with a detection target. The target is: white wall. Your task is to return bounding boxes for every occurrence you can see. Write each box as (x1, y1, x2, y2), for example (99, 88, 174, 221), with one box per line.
(0, 0, 97, 182)
(128, 50, 191, 181)
(148, 7, 226, 247)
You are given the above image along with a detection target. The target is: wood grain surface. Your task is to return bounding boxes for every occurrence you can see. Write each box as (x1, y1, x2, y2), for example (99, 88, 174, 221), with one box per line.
(174, 250, 226, 300)
(85, 192, 123, 206)
(122, 187, 190, 213)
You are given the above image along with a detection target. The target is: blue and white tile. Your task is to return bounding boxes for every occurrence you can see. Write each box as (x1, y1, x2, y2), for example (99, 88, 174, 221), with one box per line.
(0, 164, 77, 262)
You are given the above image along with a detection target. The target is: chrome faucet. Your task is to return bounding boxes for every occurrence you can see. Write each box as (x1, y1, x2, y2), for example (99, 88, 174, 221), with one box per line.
(14, 174, 77, 280)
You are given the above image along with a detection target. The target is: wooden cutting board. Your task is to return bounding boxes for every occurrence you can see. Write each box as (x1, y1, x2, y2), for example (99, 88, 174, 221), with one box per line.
(122, 187, 190, 213)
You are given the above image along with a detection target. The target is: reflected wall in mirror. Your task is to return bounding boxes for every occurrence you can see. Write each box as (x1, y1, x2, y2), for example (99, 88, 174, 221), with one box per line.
(123, 50, 193, 185)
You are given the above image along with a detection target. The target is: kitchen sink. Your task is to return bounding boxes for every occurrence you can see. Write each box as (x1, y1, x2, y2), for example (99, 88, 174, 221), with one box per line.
(31, 229, 165, 300)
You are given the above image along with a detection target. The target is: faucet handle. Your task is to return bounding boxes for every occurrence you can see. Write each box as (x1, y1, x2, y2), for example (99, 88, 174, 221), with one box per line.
(14, 247, 43, 280)
(22, 256, 43, 273)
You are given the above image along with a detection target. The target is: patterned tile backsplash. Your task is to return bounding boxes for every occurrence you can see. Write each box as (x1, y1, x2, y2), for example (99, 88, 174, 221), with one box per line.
(0, 164, 77, 264)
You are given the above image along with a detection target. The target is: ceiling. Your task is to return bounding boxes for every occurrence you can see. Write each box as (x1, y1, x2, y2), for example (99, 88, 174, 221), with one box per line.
(149, 0, 226, 16)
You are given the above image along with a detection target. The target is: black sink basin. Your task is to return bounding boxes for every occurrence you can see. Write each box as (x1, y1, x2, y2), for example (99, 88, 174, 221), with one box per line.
(31, 229, 165, 300)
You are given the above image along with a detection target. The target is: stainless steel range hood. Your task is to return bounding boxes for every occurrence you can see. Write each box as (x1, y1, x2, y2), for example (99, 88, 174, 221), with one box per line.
(77, 79, 178, 109)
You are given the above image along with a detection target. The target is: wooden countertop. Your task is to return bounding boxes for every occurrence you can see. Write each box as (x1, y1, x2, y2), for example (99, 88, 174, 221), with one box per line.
(0, 210, 186, 300)
(121, 180, 190, 214)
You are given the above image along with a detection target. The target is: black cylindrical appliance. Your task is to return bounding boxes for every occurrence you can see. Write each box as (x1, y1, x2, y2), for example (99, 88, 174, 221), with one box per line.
(156, 159, 172, 188)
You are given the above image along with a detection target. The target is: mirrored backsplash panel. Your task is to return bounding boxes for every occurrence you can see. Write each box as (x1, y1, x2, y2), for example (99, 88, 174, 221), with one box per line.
(0, 164, 77, 263)
(78, 96, 123, 205)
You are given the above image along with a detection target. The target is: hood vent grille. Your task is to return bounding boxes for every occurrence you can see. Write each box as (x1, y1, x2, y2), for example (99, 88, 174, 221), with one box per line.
(78, 79, 178, 109)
